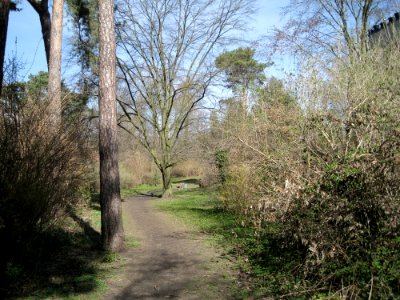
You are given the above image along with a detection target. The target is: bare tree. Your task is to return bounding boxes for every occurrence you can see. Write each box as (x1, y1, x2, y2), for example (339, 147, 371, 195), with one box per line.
(271, 0, 396, 61)
(98, 0, 124, 251)
(116, 0, 253, 197)
(47, 0, 64, 123)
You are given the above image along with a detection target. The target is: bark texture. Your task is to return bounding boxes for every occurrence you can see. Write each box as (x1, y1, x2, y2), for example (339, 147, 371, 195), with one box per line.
(48, 0, 63, 123)
(98, 0, 124, 252)
(161, 166, 172, 198)
(27, 0, 51, 67)
(0, 0, 10, 96)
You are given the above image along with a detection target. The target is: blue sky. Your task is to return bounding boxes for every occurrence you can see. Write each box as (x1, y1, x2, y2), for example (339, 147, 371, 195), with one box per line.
(6, 1, 48, 80)
(5, 0, 288, 81)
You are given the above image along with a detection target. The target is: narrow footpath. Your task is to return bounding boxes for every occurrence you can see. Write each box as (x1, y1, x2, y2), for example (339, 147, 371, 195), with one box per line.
(102, 195, 236, 299)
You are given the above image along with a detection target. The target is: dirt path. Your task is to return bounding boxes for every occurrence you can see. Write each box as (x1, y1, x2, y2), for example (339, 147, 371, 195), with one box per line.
(102, 195, 237, 300)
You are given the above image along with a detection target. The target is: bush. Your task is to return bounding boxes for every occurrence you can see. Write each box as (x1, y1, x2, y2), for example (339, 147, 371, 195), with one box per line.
(278, 45, 400, 298)
(171, 159, 202, 178)
(219, 164, 254, 215)
(119, 151, 155, 188)
(284, 163, 400, 297)
(215, 44, 400, 298)
(0, 94, 88, 274)
(215, 150, 229, 183)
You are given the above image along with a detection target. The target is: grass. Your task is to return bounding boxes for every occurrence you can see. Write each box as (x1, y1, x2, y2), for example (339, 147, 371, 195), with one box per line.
(155, 188, 236, 238)
(121, 184, 163, 198)
(125, 237, 140, 248)
(120, 176, 201, 199)
(151, 185, 306, 299)
(0, 202, 122, 300)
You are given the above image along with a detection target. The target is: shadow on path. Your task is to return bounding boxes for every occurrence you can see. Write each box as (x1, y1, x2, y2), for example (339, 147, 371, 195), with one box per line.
(103, 196, 234, 300)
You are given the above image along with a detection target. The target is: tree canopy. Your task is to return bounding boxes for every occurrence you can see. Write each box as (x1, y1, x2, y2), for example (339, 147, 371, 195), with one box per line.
(215, 47, 268, 91)
(116, 0, 253, 197)
(215, 47, 268, 113)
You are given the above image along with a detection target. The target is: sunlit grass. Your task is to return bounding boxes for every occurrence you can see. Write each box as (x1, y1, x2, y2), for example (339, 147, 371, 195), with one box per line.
(125, 237, 140, 248)
(153, 186, 306, 299)
(156, 188, 235, 235)
(121, 184, 162, 198)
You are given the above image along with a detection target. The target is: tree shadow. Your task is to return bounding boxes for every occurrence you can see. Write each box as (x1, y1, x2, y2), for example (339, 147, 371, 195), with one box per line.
(0, 210, 108, 299)
(68, 208, 101, 246)
(114, 250, 223, 299)
(90, 192, 101, 211)
(173, 178, 200, 185)
(134, 191, 162, 198)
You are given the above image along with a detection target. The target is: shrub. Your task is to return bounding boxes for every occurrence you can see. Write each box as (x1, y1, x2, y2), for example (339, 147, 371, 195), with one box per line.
(215, 149, 229, 183)
(215, 43, 400, 298)
(279, 44, 400, 297)
(0, 94, 88, 274)
(171, 159, 202, 178)
(219, 164, 254, 215)
(119, 151, 154, 188)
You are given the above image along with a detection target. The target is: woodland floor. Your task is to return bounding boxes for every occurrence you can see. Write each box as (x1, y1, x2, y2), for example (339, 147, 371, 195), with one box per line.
(102, 195, 237, 300)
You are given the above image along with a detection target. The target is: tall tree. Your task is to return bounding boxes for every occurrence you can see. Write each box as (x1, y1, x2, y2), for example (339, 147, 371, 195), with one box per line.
(27, 0, 51, 66)
(98, 0, 124, 251)
(271, 0, 396, 61)
(0, 0, 16, 96)
(215, 47, 267, 114)
(0, 0, 11, 96)
(116, 0, 253, 197)
(67, 0, 99, 86)
(47, 0, 64, 122)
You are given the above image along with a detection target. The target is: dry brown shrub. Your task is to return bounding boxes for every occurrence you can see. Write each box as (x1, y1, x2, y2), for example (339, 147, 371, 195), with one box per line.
(119, 150, 155, 187)
(0, 95, 89, 269)
(216, 97, 303, 230)
(171, 159, 202, 178)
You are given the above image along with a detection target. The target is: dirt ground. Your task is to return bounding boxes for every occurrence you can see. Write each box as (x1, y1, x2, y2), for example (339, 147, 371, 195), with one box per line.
(102, 195, 237, 300)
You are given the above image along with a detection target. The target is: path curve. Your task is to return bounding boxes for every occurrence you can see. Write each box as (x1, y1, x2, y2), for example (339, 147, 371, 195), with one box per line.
(102, 195, 236, 299)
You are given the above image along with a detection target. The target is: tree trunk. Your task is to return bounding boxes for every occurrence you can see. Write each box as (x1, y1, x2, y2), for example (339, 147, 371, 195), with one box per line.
(0, 0, 10, 97)
(47, 0, 63, 124)
(241, 85, 247, 117)
(98, 0, 124, 252)
(27, 0, 51, 67)
(161, 166, 173, 198)
(160, 133, 173, 197)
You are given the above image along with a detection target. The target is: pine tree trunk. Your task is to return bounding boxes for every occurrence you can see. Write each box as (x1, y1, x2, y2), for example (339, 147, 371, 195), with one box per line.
(98, 0, 124, 252)
(0, 0, 10, 96)
(47, 0, 63, 124)
(241, 85, 247, 117)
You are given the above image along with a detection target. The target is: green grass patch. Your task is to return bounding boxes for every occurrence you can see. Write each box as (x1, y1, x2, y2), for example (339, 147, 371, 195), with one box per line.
(121, 184, 163, 198)
(155, 188, 236, 238)
(121, 177, 201, 199)
(90, 209, 101, 232)
(125, 237, 140, 248)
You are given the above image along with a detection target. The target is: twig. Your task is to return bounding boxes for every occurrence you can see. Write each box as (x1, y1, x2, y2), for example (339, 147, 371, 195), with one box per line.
(368, 274, 374, 300)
